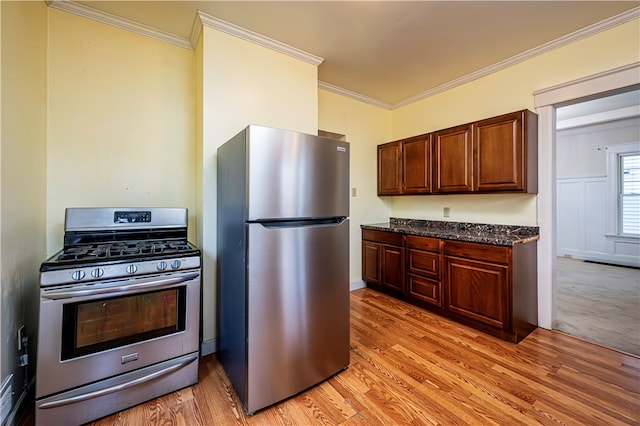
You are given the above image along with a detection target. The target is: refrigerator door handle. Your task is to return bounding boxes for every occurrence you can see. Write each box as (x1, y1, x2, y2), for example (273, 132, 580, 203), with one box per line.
(255, 217, 347, 229)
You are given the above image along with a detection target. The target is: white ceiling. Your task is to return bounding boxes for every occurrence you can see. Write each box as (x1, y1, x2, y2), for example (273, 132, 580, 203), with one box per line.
(66, 1, 638, 108)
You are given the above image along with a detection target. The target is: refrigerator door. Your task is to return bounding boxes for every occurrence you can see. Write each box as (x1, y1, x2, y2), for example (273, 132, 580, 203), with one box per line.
(247, 126, 349, 221)
(246, 219, 350, 413)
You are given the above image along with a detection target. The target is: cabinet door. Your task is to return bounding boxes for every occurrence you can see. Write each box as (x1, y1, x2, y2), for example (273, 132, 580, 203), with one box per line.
(474, 111, 524, 192)
(362, 241, 381, 286)
(381, 245, 404, 294)
(378, 141, 402, 195)
(444, 256, 509, 329)
(402, 135, 431, 194)
(433, 124, 473, 193)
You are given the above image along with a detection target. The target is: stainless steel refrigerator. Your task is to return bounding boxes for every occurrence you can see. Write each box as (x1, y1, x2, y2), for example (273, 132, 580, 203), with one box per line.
(216, 125, 350, 414)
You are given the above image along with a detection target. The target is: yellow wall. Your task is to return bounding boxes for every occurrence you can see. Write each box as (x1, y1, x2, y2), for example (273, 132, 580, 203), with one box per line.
(318, 90, 391, 283)
(1, 0, 47, 406)
(47, 9, 196, 253)
(198, 25, 319, 346)
(388, 18, 640, 226)
(2, 3, 637, 394)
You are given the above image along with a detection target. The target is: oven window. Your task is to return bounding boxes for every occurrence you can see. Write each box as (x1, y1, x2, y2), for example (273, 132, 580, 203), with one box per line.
(61, 287, 187, 360)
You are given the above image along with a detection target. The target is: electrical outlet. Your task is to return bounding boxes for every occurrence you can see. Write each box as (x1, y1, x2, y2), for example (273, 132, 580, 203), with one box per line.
(351, 187, 357, 197)
(0, 374, 13, 425)
(443, 207, 450, 217)
(17, 326, 24, 351)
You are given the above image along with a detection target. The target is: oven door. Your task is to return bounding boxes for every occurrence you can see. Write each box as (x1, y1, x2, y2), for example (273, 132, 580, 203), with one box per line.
(36, 269, 201, 399)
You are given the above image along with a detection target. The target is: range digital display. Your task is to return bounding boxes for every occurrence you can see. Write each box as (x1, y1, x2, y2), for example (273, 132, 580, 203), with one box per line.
(114, 211, 152, 224)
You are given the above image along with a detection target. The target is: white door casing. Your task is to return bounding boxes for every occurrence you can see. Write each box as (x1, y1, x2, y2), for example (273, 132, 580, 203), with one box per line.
(533, 62, 640, 329)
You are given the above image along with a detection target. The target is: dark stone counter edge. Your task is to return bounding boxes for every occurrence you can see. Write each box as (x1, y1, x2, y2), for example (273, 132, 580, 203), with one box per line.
(361, 218, 539, 247)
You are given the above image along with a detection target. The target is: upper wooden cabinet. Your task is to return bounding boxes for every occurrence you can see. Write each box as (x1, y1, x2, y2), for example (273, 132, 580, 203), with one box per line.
(377, 109, 538, 195)
(377, 134, 431, 196)
(402, 134, 431, 194)
(433, 124, 473, 193)
(474, 110, 538, 193)
(377, 141, 402, 195)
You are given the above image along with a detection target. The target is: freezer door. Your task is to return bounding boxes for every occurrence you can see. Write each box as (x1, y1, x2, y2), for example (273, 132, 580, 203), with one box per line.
(246, 219, 350, 413)
(247, 126, 349, 220)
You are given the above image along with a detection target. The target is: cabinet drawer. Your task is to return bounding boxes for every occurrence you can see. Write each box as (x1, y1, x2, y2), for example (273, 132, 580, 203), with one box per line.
(408, 274, 441, 307)
(444, 240, 510, 264)
(408, 249, 440, 278)
(362, 229, 403, 246)
(406, 235, 441, 252)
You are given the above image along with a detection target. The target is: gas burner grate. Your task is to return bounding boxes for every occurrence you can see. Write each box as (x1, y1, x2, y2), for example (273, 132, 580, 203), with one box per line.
(56, 240, 194, 262)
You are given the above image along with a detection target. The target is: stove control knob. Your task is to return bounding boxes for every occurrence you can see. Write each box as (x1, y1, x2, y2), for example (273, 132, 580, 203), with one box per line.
(91, 268, 105, 279)
(171, 260, 182, 270)
(157, 261, 168, 271)
(71, 270, 85, 281)
(126, 264, 138, 275)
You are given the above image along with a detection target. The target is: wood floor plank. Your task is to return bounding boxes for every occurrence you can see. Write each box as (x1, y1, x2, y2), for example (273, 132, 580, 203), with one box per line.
(21, 288, 640, 426)
(349, 341, 470, 424)
(492, 362, 637, 425)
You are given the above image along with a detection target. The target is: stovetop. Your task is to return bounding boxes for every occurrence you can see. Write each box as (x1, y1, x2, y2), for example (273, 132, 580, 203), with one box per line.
(55, 239, 195, 262)
(40, 207, 202, 286)
(41, 239, 200, 271)
(39, 239, 201, 287)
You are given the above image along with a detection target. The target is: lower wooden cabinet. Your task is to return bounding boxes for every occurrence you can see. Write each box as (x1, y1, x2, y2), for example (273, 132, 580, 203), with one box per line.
(406, 235, 443, 307)
(381, 245, 404, 294)
(407, 274, 442, 307)
(444, 255, 508, 329)
(362, 241, 381, 284)
(361, 229, 404, 295)
(362, 229, 538, 343)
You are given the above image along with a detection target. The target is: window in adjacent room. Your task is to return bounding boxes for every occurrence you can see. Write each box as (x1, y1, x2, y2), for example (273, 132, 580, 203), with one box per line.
(620, 152, 640, 235)
(607, 142, 640, 237)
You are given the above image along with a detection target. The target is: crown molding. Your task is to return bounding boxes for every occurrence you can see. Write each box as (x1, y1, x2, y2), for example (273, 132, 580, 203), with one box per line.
(194, 11, 324, 67)
(318, 81, 392, 110)
(46, 0, 192, 49)
(392, 6, 640, 109)
(189, 10, 204, 47)
(45, 1, 638, 110)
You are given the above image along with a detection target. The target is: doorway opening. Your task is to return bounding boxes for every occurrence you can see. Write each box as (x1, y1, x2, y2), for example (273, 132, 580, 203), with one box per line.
(535, 63, 640, 353)
(554, 89, 639, 355)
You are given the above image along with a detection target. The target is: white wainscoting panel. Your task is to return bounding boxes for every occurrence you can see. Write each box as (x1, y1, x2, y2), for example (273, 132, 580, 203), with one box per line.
(557, 176, 639, 267)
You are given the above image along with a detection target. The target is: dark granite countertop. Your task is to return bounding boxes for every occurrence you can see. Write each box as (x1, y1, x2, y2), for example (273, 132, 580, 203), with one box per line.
(361, 218, 539, 246)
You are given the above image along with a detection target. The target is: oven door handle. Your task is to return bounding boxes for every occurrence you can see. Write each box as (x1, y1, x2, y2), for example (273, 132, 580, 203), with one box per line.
(41, 272, 200, 300)
(38, 354, 198, 409)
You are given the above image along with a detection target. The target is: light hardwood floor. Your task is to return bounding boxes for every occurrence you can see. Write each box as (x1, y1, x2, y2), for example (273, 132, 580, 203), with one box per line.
(556, 256, 640, 356)
(22, 288, 640, 425)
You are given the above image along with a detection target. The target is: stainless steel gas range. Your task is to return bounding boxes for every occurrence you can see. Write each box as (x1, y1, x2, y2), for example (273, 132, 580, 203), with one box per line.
(35, 208, 201, 426)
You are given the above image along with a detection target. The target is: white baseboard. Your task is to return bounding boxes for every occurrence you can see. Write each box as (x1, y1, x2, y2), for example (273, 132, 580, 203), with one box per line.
(558, 250, 640, 268)
(201, 339, 216, 356)
(350, 280, 366, 291)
